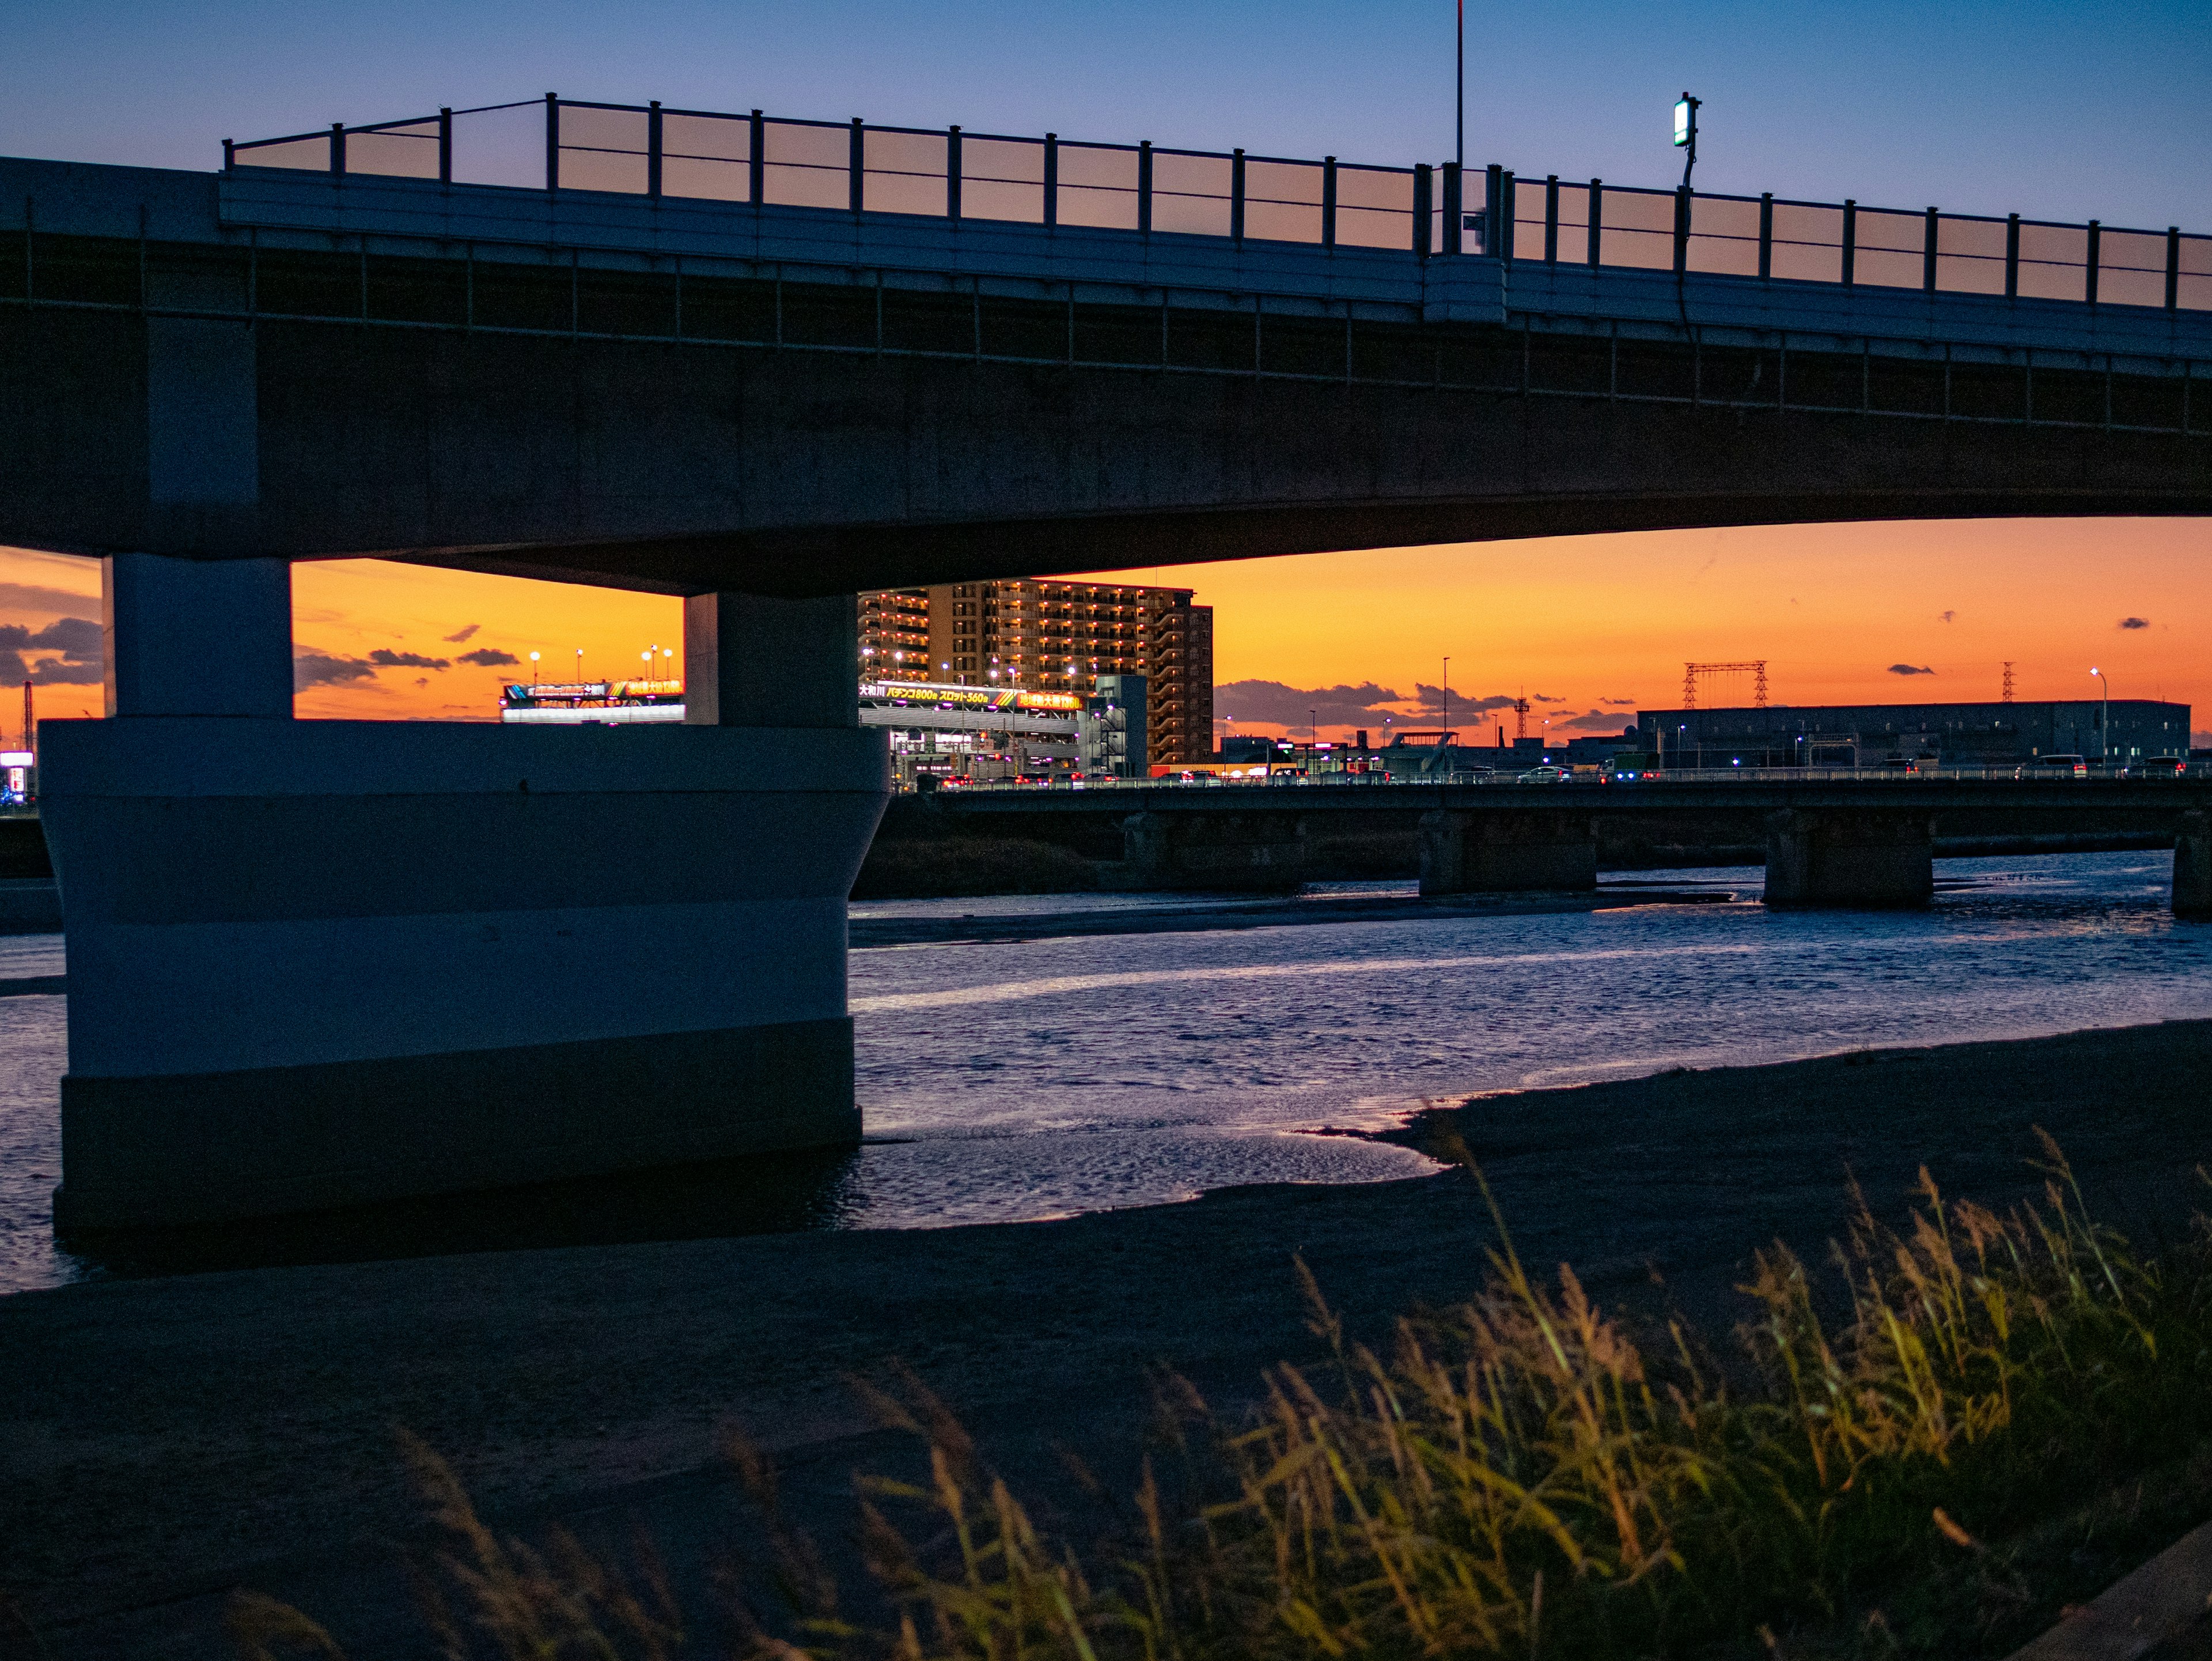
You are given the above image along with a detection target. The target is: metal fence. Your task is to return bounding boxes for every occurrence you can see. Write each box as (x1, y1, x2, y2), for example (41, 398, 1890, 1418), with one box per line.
(230, 97, 2209, 314)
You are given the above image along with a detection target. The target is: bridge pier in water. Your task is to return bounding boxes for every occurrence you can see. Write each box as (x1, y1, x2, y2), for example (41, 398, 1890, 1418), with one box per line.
(2176, 811, 2212, 921)
(1418, 810, 1598, 897)
(44, 559, 887, 1232)
(1763, 809, 1934, 909)
(1120, 810, 1308, 891)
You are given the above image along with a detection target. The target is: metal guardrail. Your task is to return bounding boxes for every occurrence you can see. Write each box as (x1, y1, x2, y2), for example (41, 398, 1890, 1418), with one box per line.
(922, 764, 2208, 793)
(229, 96, 2210, 315)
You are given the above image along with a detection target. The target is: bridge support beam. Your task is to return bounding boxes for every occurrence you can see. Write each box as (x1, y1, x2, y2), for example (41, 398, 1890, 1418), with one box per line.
(1419, 809, 1597, 896)
(46, 567, 887, 1232)
(2176, 811, 2212, 921)
(1763, 809, 1934, 908)
(1121, 811, 1306, 891)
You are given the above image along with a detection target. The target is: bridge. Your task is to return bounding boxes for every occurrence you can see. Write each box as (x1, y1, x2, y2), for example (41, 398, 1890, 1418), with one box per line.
(5, 95, 2209, 1231)
(876, 776, 2212, 910)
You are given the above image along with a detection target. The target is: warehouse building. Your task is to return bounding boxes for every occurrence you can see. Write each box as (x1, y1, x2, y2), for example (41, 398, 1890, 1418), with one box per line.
(1637, 699, 2191, 768)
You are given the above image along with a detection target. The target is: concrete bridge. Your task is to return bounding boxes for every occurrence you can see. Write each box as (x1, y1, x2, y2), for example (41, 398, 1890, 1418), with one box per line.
(876, 777, 2212, 909)
(3, 96, 2208, 1230)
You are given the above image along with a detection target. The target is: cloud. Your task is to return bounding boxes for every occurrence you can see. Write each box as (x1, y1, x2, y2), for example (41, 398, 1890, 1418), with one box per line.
(368, 648, 450, 670)
(456, 647, 520, 668)
(1888, 663, 1936, 676)
(1411, 686, 1516, 713)
(293, 651, 377, 690)
(443, 623, 482, 643)
(0, 580, 101, 616)
(1215, 680, 1411, 727)
(1937, 610, 1956, 623)
(1601, 698, 1638, 707)
(2119, 616, 2150, 630)
(1, 615, 104, 683)
(1532, 693, 1566, 703)
(1558, 709, 1637, 731)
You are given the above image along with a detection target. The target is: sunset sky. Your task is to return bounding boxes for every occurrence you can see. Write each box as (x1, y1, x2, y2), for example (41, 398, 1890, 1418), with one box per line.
(7, 517, 2209, 750)
(2, 1, 2205, 752)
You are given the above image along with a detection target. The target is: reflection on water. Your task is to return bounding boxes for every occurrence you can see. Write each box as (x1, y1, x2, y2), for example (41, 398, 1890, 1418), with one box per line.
(1, 853, 2206, 1293)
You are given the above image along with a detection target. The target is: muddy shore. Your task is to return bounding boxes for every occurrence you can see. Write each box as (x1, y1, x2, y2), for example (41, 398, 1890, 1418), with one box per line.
(5, 1019, 2210, 1656)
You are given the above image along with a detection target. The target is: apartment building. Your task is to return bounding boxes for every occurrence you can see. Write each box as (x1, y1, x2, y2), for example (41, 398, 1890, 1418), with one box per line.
(860, 580, 1214, 766)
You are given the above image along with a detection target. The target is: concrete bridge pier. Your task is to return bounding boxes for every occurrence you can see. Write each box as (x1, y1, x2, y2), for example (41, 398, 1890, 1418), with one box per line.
(44, 561, 887, 1232)
(1419, 809, 1598, 896)
(1120, 810, 1307, 891)
(2176, 811, 2212, 920)
(1763, 809, 1934, 908)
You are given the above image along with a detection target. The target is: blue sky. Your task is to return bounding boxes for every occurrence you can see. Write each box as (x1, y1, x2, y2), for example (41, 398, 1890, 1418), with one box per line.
(2, 0, 2206, 230)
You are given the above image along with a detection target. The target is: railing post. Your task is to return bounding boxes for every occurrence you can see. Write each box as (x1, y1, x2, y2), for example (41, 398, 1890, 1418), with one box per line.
(438, 108, 452, 185)
(1137, 141, 1153, 236)
(2005, 213, 2020, 300)
(647, 101, 663, 200)
(1440, 162, 1460, 255)
(2169, 228, 2183, 312)
(749, 111, 765, 206)
(1840, 199, 1856, 286)
(222, 138, 235, 173)
(2085, 220, 2100, 305)
(1758, 192, 1774, 280)
(1484, 164, 1501, 257)
(849, 119, 864, 216)
(1672, 185, 1690, 275)
(1498, 169, 1514, 261)
(1587, 178, 1601, 267)
(948, 125, 962, 222)
(1230, 148, 1245, 246)
(1321, 156, 1337, 251)
(1543, 174, 1559, 263)
(544, 94, 558, 193)
(1923, 207, 1937, 293)
(330, 123, 346, 178)
(1043, 134, 1058, 228)
(1413, 165, 1433, 258)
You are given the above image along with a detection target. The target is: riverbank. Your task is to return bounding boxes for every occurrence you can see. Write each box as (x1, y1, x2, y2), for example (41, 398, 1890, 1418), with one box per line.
(5, 1017, 2211, 1655)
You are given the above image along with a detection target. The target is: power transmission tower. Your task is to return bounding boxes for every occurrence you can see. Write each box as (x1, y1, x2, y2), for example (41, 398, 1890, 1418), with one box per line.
(1513, 690, 1530, 741)
(1683, 661, 1768, 710)
(2001, 662, 2016, 703)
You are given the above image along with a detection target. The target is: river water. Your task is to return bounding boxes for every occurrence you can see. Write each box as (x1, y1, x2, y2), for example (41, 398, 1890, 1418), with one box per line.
(3, 851, 2208, 1295)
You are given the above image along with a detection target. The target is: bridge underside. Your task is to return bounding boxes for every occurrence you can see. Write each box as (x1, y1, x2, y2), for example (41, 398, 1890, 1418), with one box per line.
(2, 245, 2206, 595)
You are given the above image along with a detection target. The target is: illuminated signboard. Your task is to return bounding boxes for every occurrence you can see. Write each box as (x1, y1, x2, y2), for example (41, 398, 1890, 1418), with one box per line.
(858, 680, 1081, 713)
(1673, 97, 1692, 146)
(502, 680, 683, 706)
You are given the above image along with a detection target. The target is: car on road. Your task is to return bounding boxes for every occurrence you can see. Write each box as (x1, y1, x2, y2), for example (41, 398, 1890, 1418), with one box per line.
(1516, 765, 1570, 783)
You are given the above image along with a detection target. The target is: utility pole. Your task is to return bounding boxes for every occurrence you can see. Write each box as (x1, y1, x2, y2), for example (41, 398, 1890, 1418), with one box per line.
(2091, 667, 2112, 764)
(1441, 656, 1450, 740)
(1456, 0, 1464, 177)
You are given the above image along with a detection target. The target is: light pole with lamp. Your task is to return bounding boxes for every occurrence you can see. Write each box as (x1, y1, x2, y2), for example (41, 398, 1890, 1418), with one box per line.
(2091, 667, 2113, 767)
(574, 647, 584, 683)
(1673, 93, 1700, 187)
(528, 650, 540, 686)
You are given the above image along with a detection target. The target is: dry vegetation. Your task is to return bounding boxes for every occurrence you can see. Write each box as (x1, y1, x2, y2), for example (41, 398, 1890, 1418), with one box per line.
(232, 1134, 2212, 1660)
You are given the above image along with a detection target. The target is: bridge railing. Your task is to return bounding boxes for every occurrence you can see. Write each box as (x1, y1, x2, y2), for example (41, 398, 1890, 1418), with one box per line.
(227, 97, 2209, 314)
(930, 763, 2207, 792)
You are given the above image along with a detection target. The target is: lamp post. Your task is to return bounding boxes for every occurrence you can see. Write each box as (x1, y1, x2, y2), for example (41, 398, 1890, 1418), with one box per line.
(1441, 656, 1450, 741)
(1673, 93, 1700, 188)
(528, 650, 540, 686)
(2091, 667, 2112, 766)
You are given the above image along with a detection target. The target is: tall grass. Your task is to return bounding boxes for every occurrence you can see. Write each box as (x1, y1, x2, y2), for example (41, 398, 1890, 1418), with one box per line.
(233, 1134, 2212, 1660)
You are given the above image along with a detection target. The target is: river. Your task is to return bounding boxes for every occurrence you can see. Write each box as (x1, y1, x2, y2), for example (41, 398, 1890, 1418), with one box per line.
(3, 850, 2207, 1295)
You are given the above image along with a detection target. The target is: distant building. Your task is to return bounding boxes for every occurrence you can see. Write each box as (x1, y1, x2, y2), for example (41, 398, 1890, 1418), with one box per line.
(860, 580, 1213, 766)
(1638, 700, 2191, 767)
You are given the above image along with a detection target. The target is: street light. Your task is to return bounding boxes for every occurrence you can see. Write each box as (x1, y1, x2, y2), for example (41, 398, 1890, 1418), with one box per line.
(528, 650, 540, 685)
(2091, 667, 2113, 765)
(1673, 93, 1700, 188)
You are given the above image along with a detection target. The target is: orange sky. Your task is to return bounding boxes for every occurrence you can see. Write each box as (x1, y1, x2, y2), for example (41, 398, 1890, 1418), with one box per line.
(4, 517, 2209, 748)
